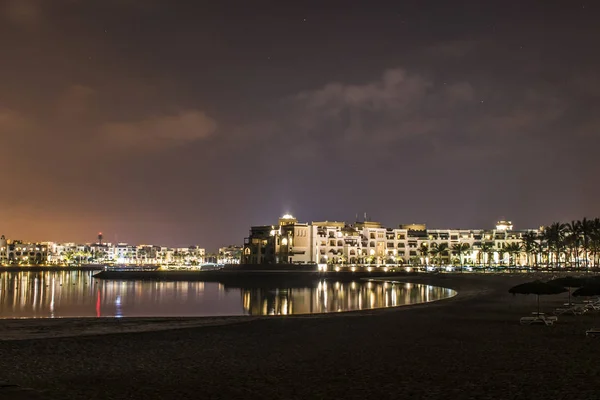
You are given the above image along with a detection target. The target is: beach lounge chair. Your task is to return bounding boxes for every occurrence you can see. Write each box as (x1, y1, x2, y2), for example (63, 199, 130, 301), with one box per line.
(585, 328, 600, 337)
(554, 306, 586, 315)
(573, 306, 588, 315)
(530, 312, 558, 322)
(520, 317, 553, 326)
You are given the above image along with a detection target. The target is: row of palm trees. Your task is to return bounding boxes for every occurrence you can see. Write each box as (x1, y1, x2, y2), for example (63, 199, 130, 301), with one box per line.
(418, 242, 525, 267)
(55, 250, 218, 266)
(522, 218, 600, 268)
(417, 218, 600, 268)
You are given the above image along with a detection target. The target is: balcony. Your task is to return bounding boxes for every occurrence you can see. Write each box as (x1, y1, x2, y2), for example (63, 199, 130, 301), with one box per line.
(290, 250, 306, 255)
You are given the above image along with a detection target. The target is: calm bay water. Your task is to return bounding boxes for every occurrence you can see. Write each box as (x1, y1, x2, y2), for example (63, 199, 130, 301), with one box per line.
(0, 271, 456, 318)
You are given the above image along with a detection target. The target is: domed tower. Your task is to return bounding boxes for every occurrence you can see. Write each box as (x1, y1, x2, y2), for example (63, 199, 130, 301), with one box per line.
(279, 214, 297, 226)
(495, 220, 513, 231)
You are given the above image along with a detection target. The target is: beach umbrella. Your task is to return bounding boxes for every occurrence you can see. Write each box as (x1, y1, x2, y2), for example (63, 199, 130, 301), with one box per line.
(547, 276, 585, 305)
(573, 284, 600, 298)
(573, 285, 600, 331)
(509, 280, 568, 315)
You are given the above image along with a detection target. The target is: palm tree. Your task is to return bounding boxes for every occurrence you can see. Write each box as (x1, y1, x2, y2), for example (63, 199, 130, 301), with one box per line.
(475, 246, 483, 266)
(521, 231, 538, 267)
(590, 218, 600, 267)
(340, 254, 348, 265)
(504, 243, 523, 266)
(580, 217, 594, 268)
(61, 250, 75, 266)
(543, 222, 567, 268)
(430, 243, 449, 266)
(480, 242, 494, 269)
(565, 220, 581, 268)
(497, 245, 507, 266)
(531, 241, 544, 268)
(418, 244, 429, 266)
(451, 243, 470, 270)
(394, 253, 403, 266)
(76, 250, 91, 265)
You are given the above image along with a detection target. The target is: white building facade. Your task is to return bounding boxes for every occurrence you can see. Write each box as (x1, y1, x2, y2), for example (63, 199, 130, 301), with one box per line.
(242, 215, 539, 268)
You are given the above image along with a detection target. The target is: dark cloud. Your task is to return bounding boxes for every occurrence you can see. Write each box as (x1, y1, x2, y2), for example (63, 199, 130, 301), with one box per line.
(101, 110, 217, 151)
(252, 66, 570, 164)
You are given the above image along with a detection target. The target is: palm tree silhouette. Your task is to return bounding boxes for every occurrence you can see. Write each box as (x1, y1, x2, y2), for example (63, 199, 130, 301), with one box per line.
(521, 231, 538, 267)
(419, 243, 429, 266)
(591, 218, 600, 267)
(543, 222, 567, 268)
(430, 242, 449, 266)
(566, 220, 581, 268)
(504, 242, 523, 266)
(480, 242, 495, 269)
(451, 243, 470, 269)
(580, 217, 594, 268)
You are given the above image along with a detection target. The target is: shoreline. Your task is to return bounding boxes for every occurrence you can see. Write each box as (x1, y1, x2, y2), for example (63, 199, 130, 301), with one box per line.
(0, 274, 460, 341)
(0, 273, 519, 342)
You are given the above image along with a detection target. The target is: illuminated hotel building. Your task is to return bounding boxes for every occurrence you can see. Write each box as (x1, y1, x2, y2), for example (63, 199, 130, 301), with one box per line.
(241, 215, 538, 267)
(1, 238, 49, 265)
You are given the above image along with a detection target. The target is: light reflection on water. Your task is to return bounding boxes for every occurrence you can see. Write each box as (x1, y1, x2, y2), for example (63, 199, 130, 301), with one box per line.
(0, 271, 456, 318)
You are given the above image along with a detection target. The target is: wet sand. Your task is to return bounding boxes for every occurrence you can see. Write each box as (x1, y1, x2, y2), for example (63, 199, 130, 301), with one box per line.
(1, 273, 600, 399)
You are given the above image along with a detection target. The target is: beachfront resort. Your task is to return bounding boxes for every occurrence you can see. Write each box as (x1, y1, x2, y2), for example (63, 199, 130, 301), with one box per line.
(243, 215, 600, 270)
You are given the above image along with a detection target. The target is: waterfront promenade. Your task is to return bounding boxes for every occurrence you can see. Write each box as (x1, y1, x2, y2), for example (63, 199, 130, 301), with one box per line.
(1, 274, 600, 399)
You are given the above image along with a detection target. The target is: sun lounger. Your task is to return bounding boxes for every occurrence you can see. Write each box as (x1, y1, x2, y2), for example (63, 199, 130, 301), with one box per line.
(586, 328, 600, 337)
(573, 306, 588, 315)
(554, 307, 586, 315)
(530, 312, 558, 322)
(520, 317, 554, 326)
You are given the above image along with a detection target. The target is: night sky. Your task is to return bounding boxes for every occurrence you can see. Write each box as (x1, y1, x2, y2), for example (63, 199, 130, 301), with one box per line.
(1, 0, 599, 249)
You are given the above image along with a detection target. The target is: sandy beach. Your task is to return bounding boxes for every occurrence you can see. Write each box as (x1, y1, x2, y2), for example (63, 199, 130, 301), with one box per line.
(1, 273, 600, 399)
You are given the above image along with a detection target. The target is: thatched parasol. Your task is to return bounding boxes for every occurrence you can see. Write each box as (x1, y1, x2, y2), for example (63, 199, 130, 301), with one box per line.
(573, 284, 600, 298)
(547, 276, 585, 305)
(509, 280, 567, 315)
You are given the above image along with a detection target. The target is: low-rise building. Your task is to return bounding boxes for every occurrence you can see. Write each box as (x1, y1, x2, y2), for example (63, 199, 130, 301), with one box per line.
(0, 233, 210, 266)
(4, 239, 49, 265)
(113, 243, 138, 264)
(218, 245, 243, 264)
